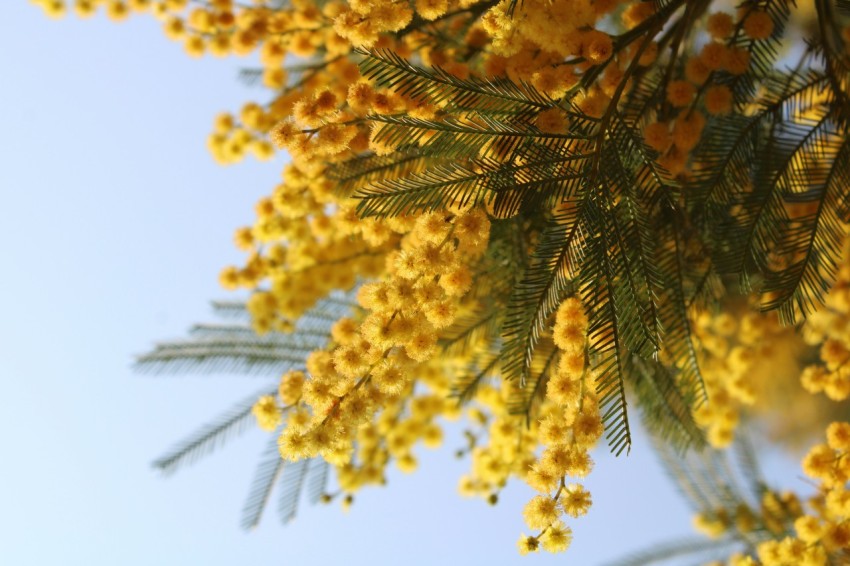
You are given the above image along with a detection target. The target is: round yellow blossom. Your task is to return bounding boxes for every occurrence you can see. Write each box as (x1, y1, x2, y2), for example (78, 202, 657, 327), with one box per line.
(440, 265, 473, 296)
(415, 0, 447, 20)
(583, 30, 613, 64)
(802, 443, 836, 481)
(372, 360, 410, 396)
(523, 495, 560, 530)
(546, 372, 582, 407)
(516, 534, 539, 555)
(700, 43, 728, 72)
(795, 515, 824, 543)
(561, 483, 591, 518)
(744, 10, 774, 40)
(667, 80, 696, 108)
(105, 0, 130, 20)
(423, 300, 457, 328)
(572, 411, 603, 447)
(685, 56, 711, 85)
(672, 110, 706, 152)
(552, 323, 586, 354)
(707, 12, 734, 39)
(252, 395, 282, 431)
(405, 330, 438, 362)
(333, 343, 369, 378)
(331, 317, 359, 345)
(279, 370, 306, 405)
(827, 422, 850, 451)
(540, 521, 572, 553)
(396, 452, 418, 473)
(823, 521, 850, 551)
(557, 352, 585, 378)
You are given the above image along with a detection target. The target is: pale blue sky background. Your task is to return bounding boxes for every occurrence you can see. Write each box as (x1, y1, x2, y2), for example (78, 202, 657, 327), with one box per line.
(1, 3, 796, 565)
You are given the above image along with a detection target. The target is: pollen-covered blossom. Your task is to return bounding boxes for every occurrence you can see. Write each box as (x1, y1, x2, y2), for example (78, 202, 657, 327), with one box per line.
(252, 395, 283, 432)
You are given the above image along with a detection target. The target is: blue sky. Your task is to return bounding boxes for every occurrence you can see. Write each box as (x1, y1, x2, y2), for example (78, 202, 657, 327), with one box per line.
(1, 3, 797, 565)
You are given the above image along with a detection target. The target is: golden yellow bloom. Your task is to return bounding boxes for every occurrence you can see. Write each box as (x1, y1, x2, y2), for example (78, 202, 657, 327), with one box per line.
(704, 85, 733, 116)
(405, 330, 437, 362)
(516, 534, 539, 555)
(561, 483, 592, 518)
(743, 11, 774, 40)
(707, 11, 734, 39)
(583, 30, 613, 64)
(540, 521, 572, 553)
(523, 495, 559, 530)
(667, 80, 696, 107)
(252, 395, 282, 431)
(279, 370, 306, 405)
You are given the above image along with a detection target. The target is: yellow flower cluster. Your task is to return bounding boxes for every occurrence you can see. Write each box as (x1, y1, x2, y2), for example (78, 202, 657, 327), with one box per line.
(516, 298, 601, 555)
(271, 208, 490, 497)
(700, 422, 850, 566)
(643, 9, 757, 179)
(800, 240, 850, 401)
(691, 306, 799, 448)
(684, 233, 850, 449)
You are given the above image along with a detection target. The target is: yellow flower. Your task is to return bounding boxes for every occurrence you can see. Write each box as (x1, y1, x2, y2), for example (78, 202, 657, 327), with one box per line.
(516, 534, 539, 556)
(405, 330, 438, 362)
(540, 521, 572, 553)
(439, 265, 473, 296)
(707, 12, 734, 39)
(561, 484, 591, 518)
(279, 370, 306, 405)
(251, 395, 282, 431)
(523, 495, 559, 530)
(743, 11, 775, 40)
(415, 0, 447, 20)
(546, 372, 582, 407)
(667, 80, 696, 107)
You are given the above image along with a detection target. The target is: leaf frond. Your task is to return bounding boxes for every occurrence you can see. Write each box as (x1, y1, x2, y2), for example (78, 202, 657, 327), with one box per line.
(152, 386, 277, 475)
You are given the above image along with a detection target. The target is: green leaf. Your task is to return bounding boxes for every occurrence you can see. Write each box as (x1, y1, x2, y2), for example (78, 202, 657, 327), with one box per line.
(631, 356, 705, 453)
(241, 436, 286, 530)
(501, 213, 581, 386)
(358, 48, 555, 115)
(278, 458, 311, 524)
(152, 386, 277, 475)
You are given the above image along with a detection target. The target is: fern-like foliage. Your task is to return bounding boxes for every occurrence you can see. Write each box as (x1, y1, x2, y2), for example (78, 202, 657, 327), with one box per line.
(608, 428, 810, 565)
(242, 436, 287, 530)
(153, 386, 278, 475)
(694, 48, 850, 323)
(136, 297, 351, 375)
(147, 290, 357, 526)
(241, 439, 326, 530)
(333, 46, 727, 456)
(327, 0, 850, 457)
(358, 48, 554, 115)
(629, 356, 706, 453)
